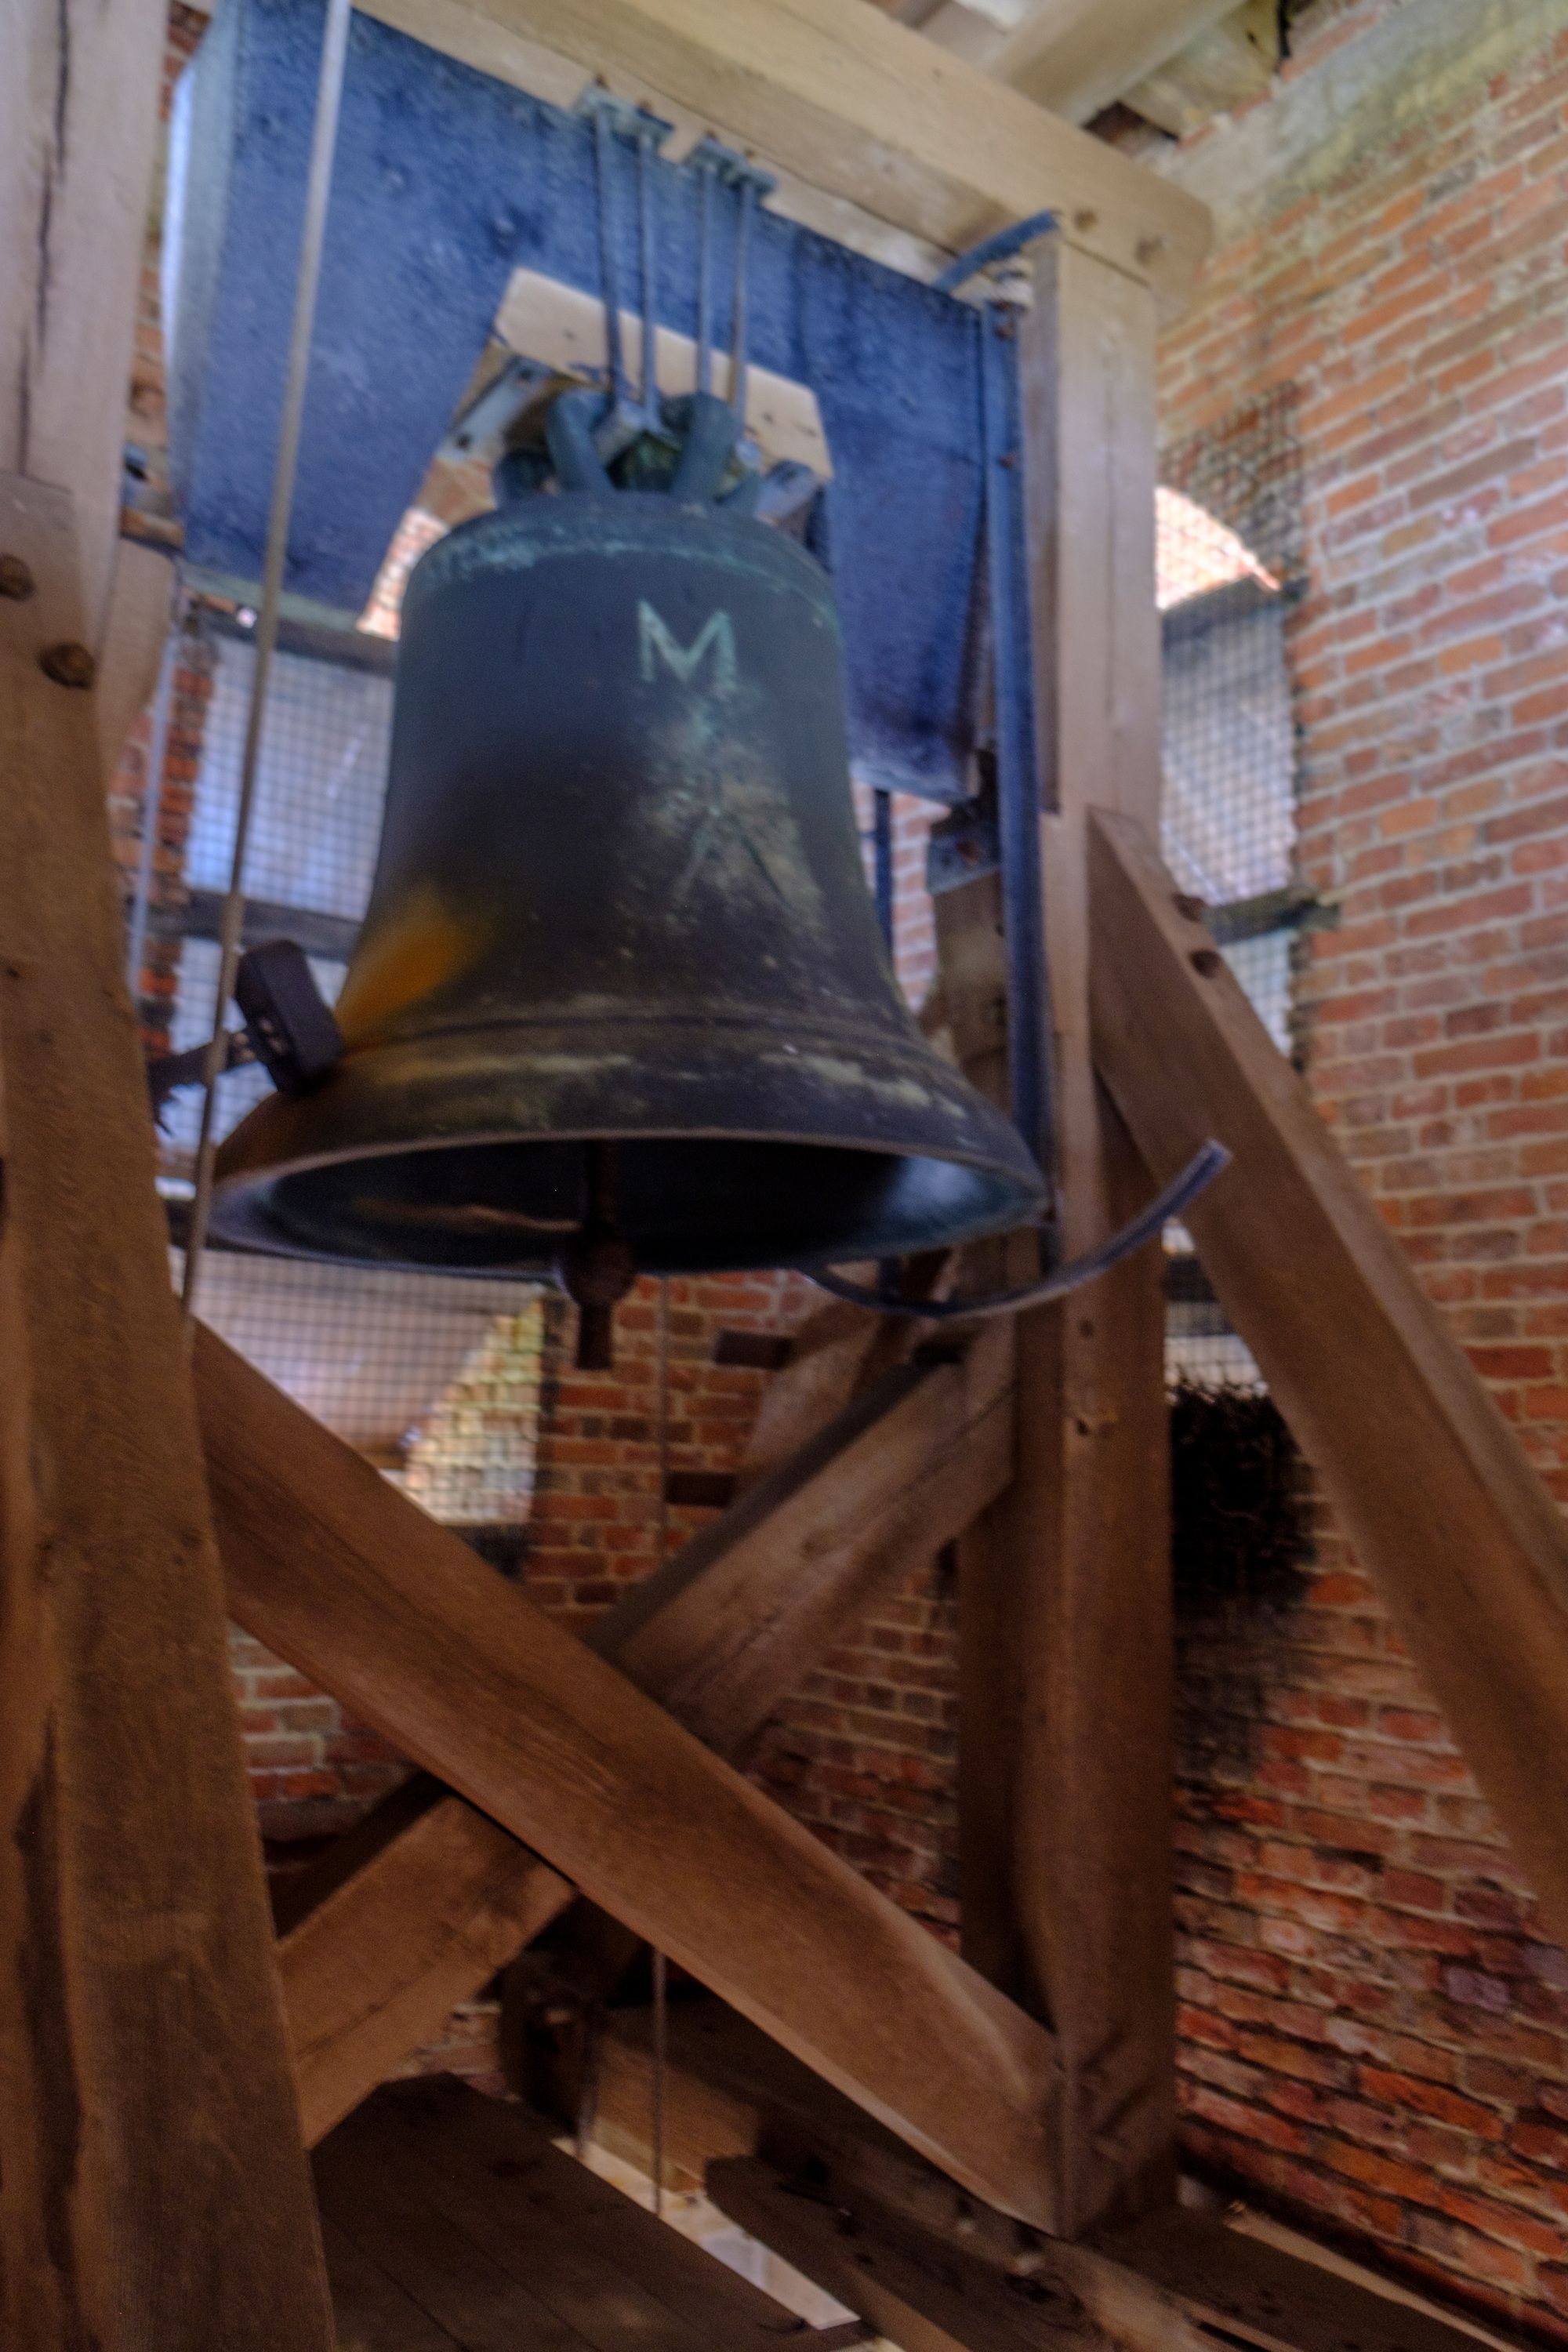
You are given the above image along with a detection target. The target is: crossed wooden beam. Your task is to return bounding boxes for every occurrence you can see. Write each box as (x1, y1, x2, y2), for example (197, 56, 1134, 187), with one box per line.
(220, 1312, 1023, 2171)
(203, 805, 1568, 2244)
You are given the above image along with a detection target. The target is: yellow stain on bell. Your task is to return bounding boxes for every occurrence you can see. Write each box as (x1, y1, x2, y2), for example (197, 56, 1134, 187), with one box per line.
(332, 887, 479, 1041)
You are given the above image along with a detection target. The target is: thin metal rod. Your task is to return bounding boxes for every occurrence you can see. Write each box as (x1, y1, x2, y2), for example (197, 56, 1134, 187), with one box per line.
(651, 1945, 668, 2220)
(695, 166, 714, 397)
(180, 0, 353, 1325)
(729, 176, 755, 423)
(872, 787, 895, 951)
(655, 1276, 671, 1568)
(123, 603, 183, 1001)
(637, 130, 657, 412)
(982, 303, 1055, 1198)
(595, 106, 630, 407)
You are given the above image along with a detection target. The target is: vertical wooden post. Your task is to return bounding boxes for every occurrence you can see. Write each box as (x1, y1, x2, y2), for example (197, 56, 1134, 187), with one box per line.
(953, 238, 1174, 2237)
(2, 1, 335, 2332)
(0, 476, 338, 2348)
(0, 0, 166, 651)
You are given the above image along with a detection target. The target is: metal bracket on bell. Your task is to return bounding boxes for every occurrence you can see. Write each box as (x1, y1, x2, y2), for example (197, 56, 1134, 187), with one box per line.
(438, 354, 561, 470)
(808, 1141, 1231, 1321)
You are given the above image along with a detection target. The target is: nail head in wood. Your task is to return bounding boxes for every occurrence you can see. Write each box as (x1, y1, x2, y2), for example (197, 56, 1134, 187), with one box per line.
(1173, 892, 1207, 924)
(40, 640, 96, 688)
(1190, 948, 1222, 978)
(0, 554, 35, 600)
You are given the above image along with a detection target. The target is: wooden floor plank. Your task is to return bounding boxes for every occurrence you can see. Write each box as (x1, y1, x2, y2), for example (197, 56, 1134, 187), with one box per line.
(317, 2110, 601, 2352)
(708, 2158, 1109, 2352)
(372, 2076, 815, 2352)
(1099, 2210, 1502, 2352)
(321, 2216, 464, 2352)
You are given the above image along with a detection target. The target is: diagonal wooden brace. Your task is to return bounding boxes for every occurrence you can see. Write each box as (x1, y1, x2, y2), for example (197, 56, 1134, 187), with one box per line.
(267, 1316, 1012, 2141)
(1089, 807, 1568, 1961)
(194, 1321, 1057, 2221)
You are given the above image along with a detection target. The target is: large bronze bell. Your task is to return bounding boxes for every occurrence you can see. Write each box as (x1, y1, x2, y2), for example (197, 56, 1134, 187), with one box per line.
(211, 393, 1046, 1313)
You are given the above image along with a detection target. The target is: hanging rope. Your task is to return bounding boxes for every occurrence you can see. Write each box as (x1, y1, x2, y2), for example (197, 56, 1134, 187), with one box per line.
(180, 0, 354, 1327)
(650, 1272, 672, 2220)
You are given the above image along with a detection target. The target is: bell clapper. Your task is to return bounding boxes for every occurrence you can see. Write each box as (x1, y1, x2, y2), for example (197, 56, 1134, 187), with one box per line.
(561, 1141, 639, 1371)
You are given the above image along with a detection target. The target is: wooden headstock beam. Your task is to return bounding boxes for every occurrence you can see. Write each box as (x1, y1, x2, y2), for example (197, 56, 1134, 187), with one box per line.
(355, 0, 1210, 306)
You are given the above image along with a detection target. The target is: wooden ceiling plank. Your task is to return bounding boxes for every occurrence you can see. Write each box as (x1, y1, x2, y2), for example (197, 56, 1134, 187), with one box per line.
(0, 473, 335, 2347)
(354, 0, 1210, 303)
(269, 1320, 1014, 2147)
(994, 0, 1246, 125)
(1088, 806, 1568, 1965)
(197, 1323, 1056, 2224)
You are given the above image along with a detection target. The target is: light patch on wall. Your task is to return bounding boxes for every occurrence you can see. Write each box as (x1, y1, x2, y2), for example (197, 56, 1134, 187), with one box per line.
(401, 1300, 548, 1523)
(1157, 483, 1279, 609)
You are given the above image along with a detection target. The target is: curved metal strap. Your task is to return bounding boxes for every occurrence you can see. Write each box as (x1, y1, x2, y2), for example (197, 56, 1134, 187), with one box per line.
(808, 1141, 1231, 1322)
(931, 209, 1058, 297)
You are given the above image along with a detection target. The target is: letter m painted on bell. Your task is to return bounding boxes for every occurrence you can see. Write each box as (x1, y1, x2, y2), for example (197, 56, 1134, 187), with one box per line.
(638, 600, 738, 692)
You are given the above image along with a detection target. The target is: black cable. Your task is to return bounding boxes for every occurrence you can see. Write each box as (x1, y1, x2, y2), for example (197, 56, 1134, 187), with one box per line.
(809, 1142, 1230, 1320)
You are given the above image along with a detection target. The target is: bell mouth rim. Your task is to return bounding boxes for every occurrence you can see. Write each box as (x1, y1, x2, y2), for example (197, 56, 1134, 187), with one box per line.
(209, 1014, 1047, 1276)
(211, 1120, 1047, 1279)
(216, 1116, 1043, 1185)
(209, 1134, 1045, 1278)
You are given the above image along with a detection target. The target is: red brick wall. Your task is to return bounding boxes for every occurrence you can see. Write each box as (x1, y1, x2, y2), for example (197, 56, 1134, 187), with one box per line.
(1159, 2, 1568, 2332)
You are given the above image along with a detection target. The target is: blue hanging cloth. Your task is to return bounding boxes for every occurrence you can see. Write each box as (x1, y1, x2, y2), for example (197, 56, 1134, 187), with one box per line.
(165, 0, 1019, 802)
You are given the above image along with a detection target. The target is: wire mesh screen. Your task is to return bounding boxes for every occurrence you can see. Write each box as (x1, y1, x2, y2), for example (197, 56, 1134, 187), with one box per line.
(1158, 390, 1304, 1392)
(185, 633, 391, 913)
(159, 618, 546, 1509)
(1161, 591, 1294, 909)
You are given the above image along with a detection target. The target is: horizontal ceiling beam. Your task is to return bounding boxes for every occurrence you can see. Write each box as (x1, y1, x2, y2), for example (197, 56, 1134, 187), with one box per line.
(355, 0, 1210, 304)
(196, 1323, 1058, 2224)
(994, 0, 1247, 125)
